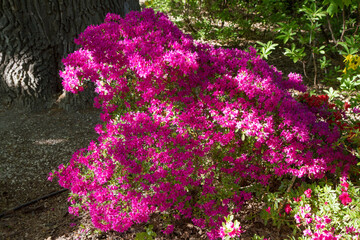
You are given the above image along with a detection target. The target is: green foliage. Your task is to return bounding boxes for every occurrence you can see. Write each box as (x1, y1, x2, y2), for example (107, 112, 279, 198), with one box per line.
(337, 54, 360, 108)
(258, 178, 297, 229)
(284, 44, 306, 63)
(323, 87, 339, 101)
(300, 3, 327, 23)
(145, 0, 274, 46)
(255, 41, 278, 60)
(338, 36, 360, 56)
(145, 0, 360, 87)
(323, 0, 360, 16)
(251, 234, 267, 240)
(135, 225, 157, 240)
(275, 22, 298, 44)
(319, 56, 331, 70)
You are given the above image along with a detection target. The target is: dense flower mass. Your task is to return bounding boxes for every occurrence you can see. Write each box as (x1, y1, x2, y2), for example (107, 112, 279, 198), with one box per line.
(50, 8, 357, 239)
(339, 178, 352, 206)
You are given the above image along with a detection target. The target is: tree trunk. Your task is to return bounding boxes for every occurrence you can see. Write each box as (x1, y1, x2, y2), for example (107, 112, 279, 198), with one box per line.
(0, 0, 140, 111)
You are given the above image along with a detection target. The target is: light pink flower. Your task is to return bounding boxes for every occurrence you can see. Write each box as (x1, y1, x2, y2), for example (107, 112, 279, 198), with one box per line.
(303, 229, 312, 236)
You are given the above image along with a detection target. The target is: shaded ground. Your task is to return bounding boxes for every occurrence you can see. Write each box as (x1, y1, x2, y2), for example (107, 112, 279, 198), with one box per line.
(0, 105, 100, 239)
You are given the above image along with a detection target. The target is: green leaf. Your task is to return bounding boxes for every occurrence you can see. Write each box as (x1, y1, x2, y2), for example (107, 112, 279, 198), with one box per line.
(326, 2, 339, 17)
(343, 0, 353, 6)
(234, 220, 240, 229)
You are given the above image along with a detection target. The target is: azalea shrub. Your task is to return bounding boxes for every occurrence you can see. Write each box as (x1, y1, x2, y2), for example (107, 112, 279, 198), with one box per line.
(49, 9, 357, 239)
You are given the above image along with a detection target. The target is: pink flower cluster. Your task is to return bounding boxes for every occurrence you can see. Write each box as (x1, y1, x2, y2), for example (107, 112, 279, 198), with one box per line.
(219, 221, 244, 239)
(296, 205, 341, 239)
(304, 188, 312, 198)
(346, 226, 360, 238)
(285, 204, 292, 214)
(162, 224, 174, 235)
(295, 204, 313, 225)
(50, 8, 357, 239)
(303, 228, 342, 240)
(339, 178, 352, 206)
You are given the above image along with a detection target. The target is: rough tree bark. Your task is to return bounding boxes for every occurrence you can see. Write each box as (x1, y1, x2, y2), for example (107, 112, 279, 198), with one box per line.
(0, 0, 140, 111)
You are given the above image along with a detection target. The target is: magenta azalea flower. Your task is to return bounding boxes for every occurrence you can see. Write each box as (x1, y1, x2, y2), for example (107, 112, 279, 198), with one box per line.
(285, 204, 292, 214)
(339, 192, 352, 206)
